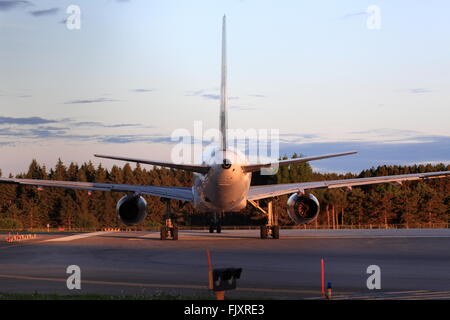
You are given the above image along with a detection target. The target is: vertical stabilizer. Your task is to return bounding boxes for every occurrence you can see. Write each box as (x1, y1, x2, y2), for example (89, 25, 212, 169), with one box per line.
(220, 15, 228, 152)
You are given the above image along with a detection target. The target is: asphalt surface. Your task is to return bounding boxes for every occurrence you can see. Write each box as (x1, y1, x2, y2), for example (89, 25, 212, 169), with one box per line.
(1, 229, 450, 299)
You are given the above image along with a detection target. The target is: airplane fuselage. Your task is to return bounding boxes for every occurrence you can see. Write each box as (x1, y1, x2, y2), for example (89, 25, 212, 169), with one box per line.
(193, 148, 252, 212)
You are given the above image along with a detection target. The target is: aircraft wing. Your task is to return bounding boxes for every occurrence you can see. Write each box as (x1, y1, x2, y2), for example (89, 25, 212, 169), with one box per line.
(94, 154, 210, 174)
(247, 171, 450, 201)
(0, 177, 193, 202)
(242, 151, 357, 173)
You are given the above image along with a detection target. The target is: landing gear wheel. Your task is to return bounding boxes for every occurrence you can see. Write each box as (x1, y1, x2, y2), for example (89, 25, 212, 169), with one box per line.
(172, 226, 179, 240)
(272, 226, 280, 239)
(209, 225, 222, 233)
(160, 198, 179, 240)
(209, 212, 222, 234)
(160, 226, 179, 240)
(160, 226, 167, 240)
(260, 226, 268, 239)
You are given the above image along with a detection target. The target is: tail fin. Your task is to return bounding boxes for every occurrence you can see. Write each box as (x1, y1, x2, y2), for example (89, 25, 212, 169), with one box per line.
(220, 15, 228, 152)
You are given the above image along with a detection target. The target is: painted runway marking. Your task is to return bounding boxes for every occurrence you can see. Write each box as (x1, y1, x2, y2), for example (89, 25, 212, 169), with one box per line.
(139, 233, 158, 238)
(44, 231, 114, 242)
(0, 273, 349, 296)
(0, 274, 206, 290)
(126, 233, 159, 241)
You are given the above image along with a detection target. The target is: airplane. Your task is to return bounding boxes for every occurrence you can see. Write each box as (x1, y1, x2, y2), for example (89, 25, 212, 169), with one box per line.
(1, 16, 449, 240)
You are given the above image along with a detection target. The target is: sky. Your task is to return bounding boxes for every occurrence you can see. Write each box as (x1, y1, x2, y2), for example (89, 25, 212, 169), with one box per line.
(1, 0, 450, 175)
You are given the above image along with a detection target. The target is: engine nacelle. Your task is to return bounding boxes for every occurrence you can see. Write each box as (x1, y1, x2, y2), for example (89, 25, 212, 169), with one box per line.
(116, 195, 148, 226)
(287, 193, 320, 225)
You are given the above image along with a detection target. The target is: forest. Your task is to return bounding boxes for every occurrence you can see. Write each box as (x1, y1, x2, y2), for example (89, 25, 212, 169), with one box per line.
(0, 155, 449, 230)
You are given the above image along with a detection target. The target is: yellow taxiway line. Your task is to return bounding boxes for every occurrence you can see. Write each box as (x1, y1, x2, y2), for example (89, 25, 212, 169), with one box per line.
(0, 273, 347, 296)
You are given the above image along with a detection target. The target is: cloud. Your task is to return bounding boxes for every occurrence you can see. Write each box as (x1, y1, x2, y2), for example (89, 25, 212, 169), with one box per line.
(0, 0, 32, 11)
(279, 135, 450, 173)
(70, 121, 142, 128)
(279, 128, 443, 145)
(350, 128, 420, 138)
(185, 89, 206, 96)
(342, 11, 367, 19)
(29, 7, 58, 17)
(271, 128, 450, 172)
(2, 115, 449, 173)
(201, 94, 220, 100)
(0, 116, 143, 129)
(280, 133, 320, 139)
(0, 118, 199, 146)
(186, 89, 238, 101)
(64, 97, 120, 104)
(0, 115, 158, 146)
(100, 135, 173, 144)
(0, 116, 56, 125)
(100, 134, 210, 145)
(131, 89, 154, 93)
(28, 128, 68, 138)
(200, 94, 238, 101)
(409, 88, 431, 94)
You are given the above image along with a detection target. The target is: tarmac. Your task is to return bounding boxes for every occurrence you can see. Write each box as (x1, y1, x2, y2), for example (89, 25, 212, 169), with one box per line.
(1, 228, 450, 299)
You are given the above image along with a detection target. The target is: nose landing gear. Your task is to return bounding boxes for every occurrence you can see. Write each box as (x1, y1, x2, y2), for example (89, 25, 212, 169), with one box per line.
(209, 212, 222, 233)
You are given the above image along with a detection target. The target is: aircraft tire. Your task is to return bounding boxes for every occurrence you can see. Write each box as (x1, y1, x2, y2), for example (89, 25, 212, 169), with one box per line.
(272, 226, 280, 239)
(172, 227, 179, 240)
(160, 227, 167, 240)
(260, 226, 268, 239)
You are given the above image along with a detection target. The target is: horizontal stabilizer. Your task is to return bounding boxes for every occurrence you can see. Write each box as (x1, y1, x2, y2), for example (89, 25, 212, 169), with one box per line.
(242, 151, 357, 173)
(94, 154, 210, 174)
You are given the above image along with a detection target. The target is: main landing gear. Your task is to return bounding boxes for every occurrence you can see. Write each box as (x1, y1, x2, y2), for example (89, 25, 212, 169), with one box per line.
(160, 199, 178, 240)
(249, 199, 280, 239)
(209, 212, 222, 233)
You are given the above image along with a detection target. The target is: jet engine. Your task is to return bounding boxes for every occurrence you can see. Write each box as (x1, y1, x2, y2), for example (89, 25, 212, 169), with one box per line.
(116, 195, 148, 226)
(287, 193, 320, 225)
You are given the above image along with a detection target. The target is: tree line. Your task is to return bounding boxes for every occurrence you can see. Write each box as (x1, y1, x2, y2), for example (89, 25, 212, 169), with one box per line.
(0, 155, 449, 230)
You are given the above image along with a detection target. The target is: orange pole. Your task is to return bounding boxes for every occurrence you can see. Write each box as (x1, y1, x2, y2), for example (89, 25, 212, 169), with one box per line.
(215, 291, 225, 300)
(321, 259, 325, 297)
(206, 249, 213, 290)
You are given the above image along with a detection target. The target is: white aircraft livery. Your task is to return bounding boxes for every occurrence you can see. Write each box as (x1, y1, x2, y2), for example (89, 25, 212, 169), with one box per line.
(1, 16, 449, 240)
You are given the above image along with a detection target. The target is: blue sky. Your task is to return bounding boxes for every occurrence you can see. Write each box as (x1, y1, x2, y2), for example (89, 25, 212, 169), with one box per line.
(1, 0, 450, 175)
